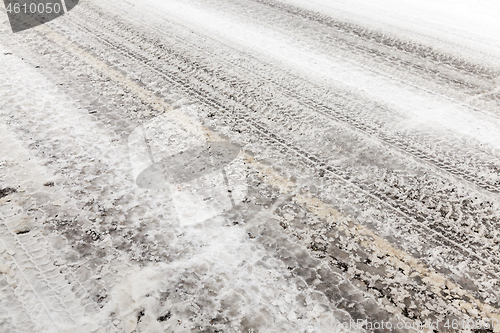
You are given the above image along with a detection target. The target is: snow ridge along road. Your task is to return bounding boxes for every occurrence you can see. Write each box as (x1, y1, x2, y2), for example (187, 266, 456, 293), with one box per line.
(1, 0, 500, 332)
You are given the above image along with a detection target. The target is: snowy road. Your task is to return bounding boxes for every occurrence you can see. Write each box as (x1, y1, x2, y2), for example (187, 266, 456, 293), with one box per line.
(1, 0, 500, 332)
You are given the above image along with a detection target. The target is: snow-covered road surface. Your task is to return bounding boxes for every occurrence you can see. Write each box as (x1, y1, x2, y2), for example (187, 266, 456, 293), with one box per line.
(1, 0, 500, 332)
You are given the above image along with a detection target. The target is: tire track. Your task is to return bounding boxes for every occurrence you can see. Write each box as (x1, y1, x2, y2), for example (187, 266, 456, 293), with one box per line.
(25, 13, 498, 324)
(0, 28, 371, 333)
(254, 0, 499, 80)
(11, 17, 500, 329)
(0, 250, 38, 333)
(0, 50, 122, 332)
(192, 0, 500, 119)
(56, 4, 500, 279)
(67, 3, 500, 196)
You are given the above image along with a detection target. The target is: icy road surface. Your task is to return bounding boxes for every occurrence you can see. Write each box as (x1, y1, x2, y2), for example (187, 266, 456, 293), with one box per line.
(1, 0, 500, 332)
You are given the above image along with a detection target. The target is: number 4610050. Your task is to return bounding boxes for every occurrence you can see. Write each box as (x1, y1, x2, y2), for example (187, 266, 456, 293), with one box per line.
(6, 2, 62, 14)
